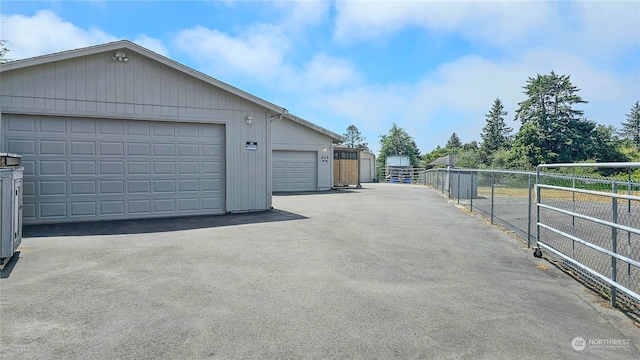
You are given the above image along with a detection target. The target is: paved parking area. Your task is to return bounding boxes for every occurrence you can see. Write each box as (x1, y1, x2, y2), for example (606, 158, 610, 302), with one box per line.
(2, 183, 639, 359)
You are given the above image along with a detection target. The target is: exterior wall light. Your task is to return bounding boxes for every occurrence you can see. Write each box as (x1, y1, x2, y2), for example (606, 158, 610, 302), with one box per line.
(246, 116, 252, 125)
(112, 51, 128, 62)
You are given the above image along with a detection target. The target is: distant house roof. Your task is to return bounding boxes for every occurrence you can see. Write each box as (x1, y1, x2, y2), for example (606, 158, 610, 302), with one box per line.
(428, 154, 457, 167)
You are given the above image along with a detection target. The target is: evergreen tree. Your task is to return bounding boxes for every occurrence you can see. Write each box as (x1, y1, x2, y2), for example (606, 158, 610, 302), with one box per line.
(480, 98, 512, 164)
(505, 123, 549, 170)
(514, 71, 590, 164)
(446, 133, 462, 149)
(342, 125, 370, 151)
(620, 101, 640, 148)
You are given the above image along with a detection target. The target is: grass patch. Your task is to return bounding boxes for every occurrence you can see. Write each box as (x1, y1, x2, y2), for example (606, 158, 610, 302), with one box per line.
(536, 264, 549, 271)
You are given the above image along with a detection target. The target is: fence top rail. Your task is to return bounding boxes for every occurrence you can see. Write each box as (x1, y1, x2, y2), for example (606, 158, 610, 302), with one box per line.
(538, 162, 640, 169)
(538, 183, 640, 202)
(423, 168, 536, 176)
(423, 167, 640, 187)
(538, 172, 640, 187)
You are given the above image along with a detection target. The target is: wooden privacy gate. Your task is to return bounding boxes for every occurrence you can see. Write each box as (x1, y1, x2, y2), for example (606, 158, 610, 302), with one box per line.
(334, 149, 359, 186)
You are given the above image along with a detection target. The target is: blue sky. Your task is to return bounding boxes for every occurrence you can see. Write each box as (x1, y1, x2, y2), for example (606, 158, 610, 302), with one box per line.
(1, 1, 639, 154)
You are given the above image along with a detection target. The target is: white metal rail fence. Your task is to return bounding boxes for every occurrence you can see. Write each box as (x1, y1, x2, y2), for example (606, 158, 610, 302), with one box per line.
(421, 165, 640, 309)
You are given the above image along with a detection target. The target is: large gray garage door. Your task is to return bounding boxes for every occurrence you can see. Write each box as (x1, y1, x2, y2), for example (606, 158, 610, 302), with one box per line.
(272, 151, 317, 192)
(2, 115, 225, 224)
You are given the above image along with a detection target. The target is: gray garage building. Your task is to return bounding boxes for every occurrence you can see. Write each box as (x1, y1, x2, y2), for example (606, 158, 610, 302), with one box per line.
(0, 40, 343, 224)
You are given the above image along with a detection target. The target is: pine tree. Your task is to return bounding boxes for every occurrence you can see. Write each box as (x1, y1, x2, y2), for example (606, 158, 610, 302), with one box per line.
(343, 125, 370, 151)
(480, 98, 512, 165)
(620, 101, 640, 148)
(514, 71, 589, 163)
(446, 133, 462, 149)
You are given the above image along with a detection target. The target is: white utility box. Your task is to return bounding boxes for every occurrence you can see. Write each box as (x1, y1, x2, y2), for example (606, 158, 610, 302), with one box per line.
(1, 153, 24, 264)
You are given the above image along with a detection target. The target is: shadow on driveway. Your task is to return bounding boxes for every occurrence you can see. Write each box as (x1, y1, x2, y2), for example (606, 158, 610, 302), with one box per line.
(273, 188, 367, 196)
(23, 209, 307, 238)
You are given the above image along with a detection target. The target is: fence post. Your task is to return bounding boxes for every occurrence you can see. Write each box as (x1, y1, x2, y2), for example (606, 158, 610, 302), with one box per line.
(457, 170, 461, 204)
(572, 167, 576, 241)
(470, 172, 474, 213)
(611, 181, 618, 308)
(628, 168, 632, 289)
(490, 172, 495, 225)
(527, 173, 532, 248)
(535, 166, 541, 254)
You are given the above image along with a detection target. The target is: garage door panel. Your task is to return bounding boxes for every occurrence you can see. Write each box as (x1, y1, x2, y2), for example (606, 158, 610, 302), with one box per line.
(100, 180, 124, 194)
(3, 115, 225, 224)
(153, 143, 175, 156)
(72, 202, 96, 216)
(100, 121, 124, 135)
(40, 181, 66, 196)
(203, 197, 223, 210)
(179, 144, 199, 156)
(100, 142, 124, 156)
(153, 162, 174, 174)
(71, 141, 97, 156)
(40, 140, 66, 155)
(203, 179, 223, 191)
(127, 122, 150, 136)
(40, 161, 66, 175)
(127, 180, 151, 194)
(127, 162, 150, 175)
(153, 199, 175, 212)
(179, 198, 199, 211)
(41, 202, 67, 218)
(179, 162, 198, 174)
(100, 162, 124, 175)
(70, 181, 96, 195)
(101, 201, 124, 215)
(7, 117, 35, 132)
(40, 118, 66, 133)
(178, 124, 199, 137)
(70, 119, 95, 134)
(7, 139, 36, 155)
(272, 150, 317, 192)
(128, 200, 150, 214)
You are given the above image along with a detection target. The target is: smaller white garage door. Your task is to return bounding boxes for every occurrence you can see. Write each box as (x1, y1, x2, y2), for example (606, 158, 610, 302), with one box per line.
(360, 158, 373, 183)
(273, 151, 317, 192)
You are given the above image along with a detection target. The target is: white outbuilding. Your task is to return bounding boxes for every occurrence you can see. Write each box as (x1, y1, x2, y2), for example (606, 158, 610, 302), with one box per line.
(0, 40, 343, 224)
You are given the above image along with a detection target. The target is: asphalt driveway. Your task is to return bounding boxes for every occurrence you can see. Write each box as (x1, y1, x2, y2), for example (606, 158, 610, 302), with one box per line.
(1, 183, 639, 359)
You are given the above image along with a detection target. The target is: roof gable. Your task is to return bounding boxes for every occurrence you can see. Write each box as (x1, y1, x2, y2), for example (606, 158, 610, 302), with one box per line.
(0, 40, 343, 143)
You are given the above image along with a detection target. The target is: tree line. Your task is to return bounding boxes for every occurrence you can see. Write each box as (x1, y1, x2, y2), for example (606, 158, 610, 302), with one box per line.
(343, 71, 640, 174)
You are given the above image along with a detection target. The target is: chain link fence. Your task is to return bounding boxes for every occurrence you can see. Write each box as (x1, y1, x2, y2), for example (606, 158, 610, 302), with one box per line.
(421, 166, 640, 311)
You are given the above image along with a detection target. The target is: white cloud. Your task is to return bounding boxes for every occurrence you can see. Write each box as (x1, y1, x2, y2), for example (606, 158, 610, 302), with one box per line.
(174, 24, 290, 82)
(274, 0, 331, 31)
(569, 1, 640, 57)
(1, 10, 117, 60)
(299, 54, 361, 90)
(332, 1, 555, 48)
(174, 22, 359, 92)
(1, 10, 169, 61)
